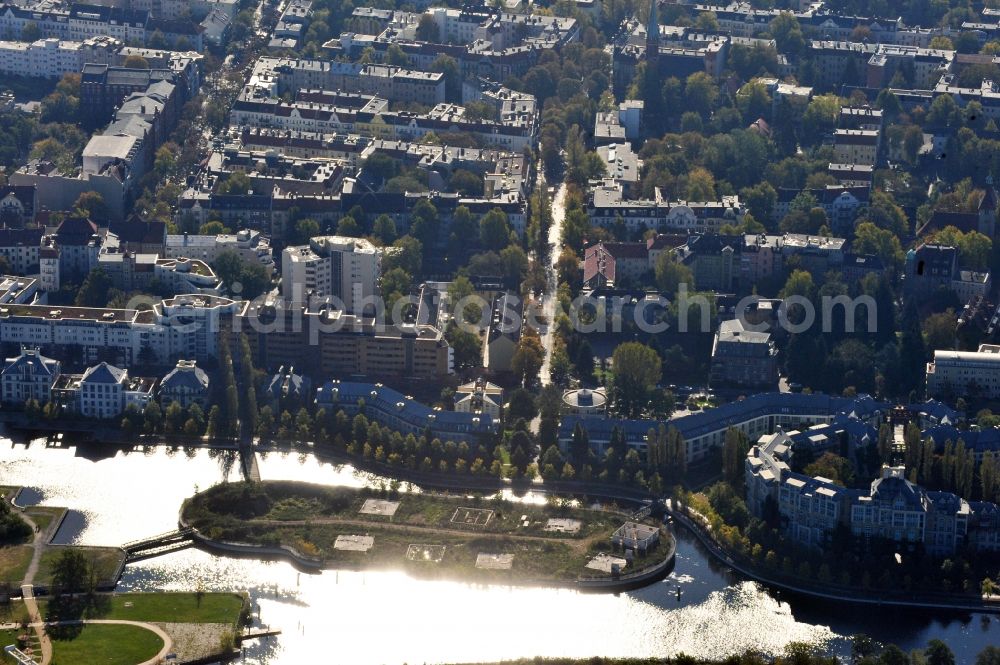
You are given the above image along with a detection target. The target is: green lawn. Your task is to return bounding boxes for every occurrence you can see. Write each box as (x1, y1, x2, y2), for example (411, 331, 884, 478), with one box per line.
(36, 547, 124, 587)
(40, 592, 245, 625)
(0, 546, 33, 587)
(26, 507, 64, 535)
(99, 593, 245, 624)
(49, 623, 163, 665)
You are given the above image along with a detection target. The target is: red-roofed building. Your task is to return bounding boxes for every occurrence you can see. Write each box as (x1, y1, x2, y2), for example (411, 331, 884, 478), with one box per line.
(582, 241, 651, 289)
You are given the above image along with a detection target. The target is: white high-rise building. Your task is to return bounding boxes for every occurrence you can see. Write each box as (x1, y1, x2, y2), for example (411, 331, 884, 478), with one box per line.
(281, 236, 381, 314)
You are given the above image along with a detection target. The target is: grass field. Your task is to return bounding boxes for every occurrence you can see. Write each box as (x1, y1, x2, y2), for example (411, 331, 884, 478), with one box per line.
(0, 546, 33, 587)
(36, 547, 124, 587)
(26, 506, 64, 535)
(49, 623, 163, 665)
(39, 592, 246, 625)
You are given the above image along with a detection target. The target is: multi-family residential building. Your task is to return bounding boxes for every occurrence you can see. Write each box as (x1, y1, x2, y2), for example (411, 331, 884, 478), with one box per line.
(315, 379, 496, 444)
(247, 58, 445, 106)
(677, 234, 742, 292)
(0, 228, 43, 275)
(229, 94, 535, 152)
(745, 426, 992, 556)
(165, 230, 273, 267)
(0, 185, 37, 228)
(0, 348, 60, 405)
(484, 292, 521, 373)
(588, 181, 744, 235)
(773, 186, 870, 234)
(710, 318, 778, 389)
(281, 236, 381, 314)
(926, 344, 1000, 399)
(0, 36, 120, 79)
(902, 244, 989, 299)
(329, 6, 576, 81)
(159, 359, 209, 409)
(582, 242, 650, 289)
(559, 392, 887, 465)
(236, 295, 453, 380)
(454, 379, 503, 419)
(53, 361, 156, 419)
(0, 294, 240, 367)
(833, 129, 881, 165)
(0, 3, 149, 45)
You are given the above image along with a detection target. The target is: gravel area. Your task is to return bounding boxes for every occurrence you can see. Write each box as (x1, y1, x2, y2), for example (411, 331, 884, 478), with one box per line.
(156, 622, 232, 662)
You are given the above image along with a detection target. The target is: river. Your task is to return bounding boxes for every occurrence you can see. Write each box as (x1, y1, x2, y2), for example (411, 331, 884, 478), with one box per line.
(2, 439, 998, 664)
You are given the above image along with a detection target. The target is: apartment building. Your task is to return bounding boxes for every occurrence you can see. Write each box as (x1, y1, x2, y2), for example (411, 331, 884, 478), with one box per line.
(237, 296, 453, 380)
(588, 181, 744, 235)
(0, 348, 60, 405)
(281, 235, 381, 314)
(710, 318, 778, 389)
(745, 427, 990, 556)
(315, 379, 496, 444)
(0, 36, 120, 79)
(53, 361, 156, 419)
(559, 392, 887, 465)
(165, 230, 273, 267)
(926, 344, 1000, 399)
(249, 58, 445, 106)
(0, 294, 240, 367)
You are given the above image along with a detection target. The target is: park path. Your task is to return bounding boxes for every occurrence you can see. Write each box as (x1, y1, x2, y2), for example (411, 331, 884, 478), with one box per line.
(11, 496, 53, 665)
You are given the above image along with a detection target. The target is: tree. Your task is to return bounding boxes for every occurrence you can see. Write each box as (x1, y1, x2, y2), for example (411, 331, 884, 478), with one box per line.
(217, 171, 252, 196)
(409, 199, 440, 249)
(499, 245, 528, 285)
(512, 331, 545, 387)
(654, 251, 694, 295)
(20, 21, 40, 41)
(507, 388, 537, 422)
(735, 81, 771, 123)
(479, 208, 511, 251)
(684, 72, 719, 116)
(611, 342, 661, 417)
(123, 54, 150, 69)
(385, 43, 408, 66)
(853, 222, 904, 270)
(415, 14, 439, 42)
(429, 55, 461, 102)
(925, 640, 956, 665)
(386, 236, 422, 276)
(804, 452, 854, 486)
(76, 268, 113, 307)
(336, 216, 361, 237)
(722, 427, 749, 486)
(154, 144, 177, 177)
(977, 646, 1000, 665)
(449, 169, 483, 197)
(780, 269, 815, 300)
(212, 251, 271, 300)
(199, 221, 228, 236)
(372, 214, 397, 245)
(801, 95, 841, 144)
(769, 12, 804, 55)
(74, 191, 108, 223)
(291, 218, 320, 245)
(51, 549, 90, 595)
